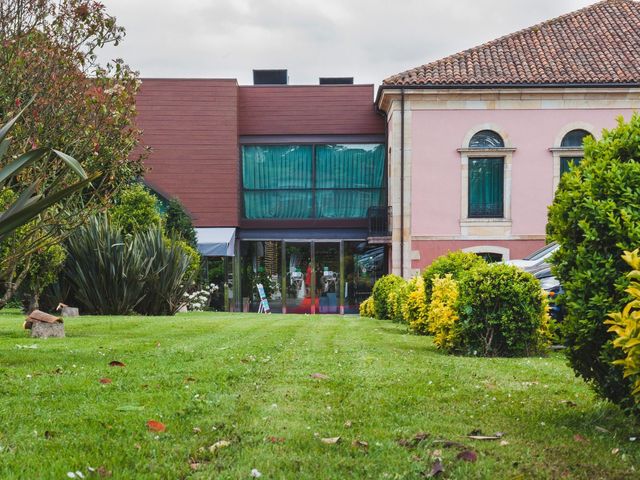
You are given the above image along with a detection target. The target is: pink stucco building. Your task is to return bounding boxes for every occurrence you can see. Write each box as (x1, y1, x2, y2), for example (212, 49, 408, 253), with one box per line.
(377, 0, 640, 276)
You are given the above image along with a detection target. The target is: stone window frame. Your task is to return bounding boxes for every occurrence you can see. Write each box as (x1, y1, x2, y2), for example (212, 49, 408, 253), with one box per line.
(549, 122, 596, 191)
(458, 124, 515, 236)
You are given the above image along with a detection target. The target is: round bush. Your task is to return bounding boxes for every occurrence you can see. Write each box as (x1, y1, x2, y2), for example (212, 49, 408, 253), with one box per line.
(359, 297, 375, 318)
(388, 278, 409, 323)
(372, 274, 405, 320)
(423, 251, 486, 305)
(456, 263, 551, 357)
(427, 274, 460, 350)
(548, 114, 640, 413)
(404, 276, 429, 333)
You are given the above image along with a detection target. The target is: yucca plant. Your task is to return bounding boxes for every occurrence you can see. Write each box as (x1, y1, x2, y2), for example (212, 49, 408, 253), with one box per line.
(134, 228, 195, 316)
(0, 101, 97, 243)
(63, 215, 151, 315)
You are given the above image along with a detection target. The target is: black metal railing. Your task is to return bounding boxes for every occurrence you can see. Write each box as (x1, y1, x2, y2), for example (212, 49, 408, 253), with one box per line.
(367, 206, 392, 237)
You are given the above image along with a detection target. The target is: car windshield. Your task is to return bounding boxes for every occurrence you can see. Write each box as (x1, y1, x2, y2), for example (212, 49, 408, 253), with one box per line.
(524, 242, 558, 261)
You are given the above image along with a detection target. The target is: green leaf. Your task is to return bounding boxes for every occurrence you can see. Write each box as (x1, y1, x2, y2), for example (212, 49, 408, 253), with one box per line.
(0, 148, 48, 185)
(52, 149, 88, 180)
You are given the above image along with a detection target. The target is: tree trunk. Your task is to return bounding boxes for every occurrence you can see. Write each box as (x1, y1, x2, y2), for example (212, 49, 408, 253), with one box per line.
(0, 259, 30, 309)
(27, 292, 39, 315)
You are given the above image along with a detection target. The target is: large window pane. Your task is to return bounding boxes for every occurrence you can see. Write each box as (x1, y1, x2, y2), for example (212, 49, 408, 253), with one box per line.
(242, 145, 312, 189)
(344, 242, 386, 314)
(316, 144, 385, 188)
(316, 189, 384, 218)
(469, 158, 504, 218)
(239, 241, 283, 313)
(244, 191, 313, 219)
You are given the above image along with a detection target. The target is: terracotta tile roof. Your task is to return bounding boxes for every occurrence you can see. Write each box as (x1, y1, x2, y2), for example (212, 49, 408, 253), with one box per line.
(383, 0, 640, 87)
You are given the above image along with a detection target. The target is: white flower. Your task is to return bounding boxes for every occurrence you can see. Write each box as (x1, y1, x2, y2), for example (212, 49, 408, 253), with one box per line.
(250, 469, 262, 478)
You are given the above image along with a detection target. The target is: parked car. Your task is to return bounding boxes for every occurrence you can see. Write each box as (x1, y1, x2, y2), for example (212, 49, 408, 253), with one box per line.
(531, 263, 565, 321)
(505, 242, 559, 271)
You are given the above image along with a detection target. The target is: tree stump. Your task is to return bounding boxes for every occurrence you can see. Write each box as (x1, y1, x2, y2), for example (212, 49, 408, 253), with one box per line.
(31, 321, 65, 338)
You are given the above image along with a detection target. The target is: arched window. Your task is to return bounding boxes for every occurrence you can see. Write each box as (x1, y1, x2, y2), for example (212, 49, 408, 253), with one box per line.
(468, 130, 505, 218)
(561, 129, 591, 148)
(469, 130, 505, 149)
(560, 129, 592, 175)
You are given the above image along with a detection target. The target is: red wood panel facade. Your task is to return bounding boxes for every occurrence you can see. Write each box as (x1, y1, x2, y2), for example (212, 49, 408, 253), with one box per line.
(136, 79, 240, 227)
(239, 85, 384, 136)
(136, 81, 384, 228)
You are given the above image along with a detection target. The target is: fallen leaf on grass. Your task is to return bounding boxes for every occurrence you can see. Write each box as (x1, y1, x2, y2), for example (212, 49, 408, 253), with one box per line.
(425, 459, 444, 477)
(457, 450, 478, 463)
(344, 420, 353, 428)
(266, 436, 285, 444)
(146, 420, 166, 433)
(398, 432, 430, 448)
(116, 405, 144, 412)
(209, 440, 231, 452)
(190, 462, 201, 471)
(500, 440, 509, 446)
(87, 466, 112, 478)
(108, 361, 125, 367)
(560, 400, 577, 408)
(193, 427, 202, 434)
(612, 448, 620, 455)
(467, 430, 504, 441)
(595, 426, 610, 434)
(573, 434, 588, 443)
(431, 449, 442, 458)
(310, 373, 329, 380)
(351, 439, 368, 449)
(99, 378, 112, 384)
(432, 439, 467, 449)
(320, 436, 341, 445)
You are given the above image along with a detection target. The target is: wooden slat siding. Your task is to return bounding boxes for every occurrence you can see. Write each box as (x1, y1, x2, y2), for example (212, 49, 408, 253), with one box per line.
(135, 79, 240, 227)
(239, 85, 384, 136)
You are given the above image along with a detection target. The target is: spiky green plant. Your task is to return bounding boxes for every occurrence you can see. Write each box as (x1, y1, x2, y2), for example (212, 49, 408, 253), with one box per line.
(63, 215, 150, 315)
(134, 229, 195, 316)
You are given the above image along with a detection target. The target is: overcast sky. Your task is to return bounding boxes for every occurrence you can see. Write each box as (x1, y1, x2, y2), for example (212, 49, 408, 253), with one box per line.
(98, 0, 595, 86)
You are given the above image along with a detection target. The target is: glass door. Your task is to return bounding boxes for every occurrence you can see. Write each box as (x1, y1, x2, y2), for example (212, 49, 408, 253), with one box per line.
(285, 242, 312, 314)
(315, 242, 340, 314)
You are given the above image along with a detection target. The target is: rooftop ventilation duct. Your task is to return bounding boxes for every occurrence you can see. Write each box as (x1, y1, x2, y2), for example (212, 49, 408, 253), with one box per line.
(319, 77, 354, 85)
(253, 69, 288, 85)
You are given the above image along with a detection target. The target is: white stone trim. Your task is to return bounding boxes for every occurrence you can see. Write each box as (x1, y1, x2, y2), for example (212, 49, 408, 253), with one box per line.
(462, 245, 511, 261)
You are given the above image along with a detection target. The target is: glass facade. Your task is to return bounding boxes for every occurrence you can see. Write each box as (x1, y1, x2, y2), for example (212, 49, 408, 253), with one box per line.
(237, 240, 386, 314)
(242, 144, 385, 219)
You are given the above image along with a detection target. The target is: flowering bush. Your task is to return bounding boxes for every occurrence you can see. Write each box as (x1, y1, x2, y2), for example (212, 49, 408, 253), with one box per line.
(404, 276, 429, 334)
(427, 275, 460, 350)
(359, 297, 375, 318)
(183, 284, 219, 311)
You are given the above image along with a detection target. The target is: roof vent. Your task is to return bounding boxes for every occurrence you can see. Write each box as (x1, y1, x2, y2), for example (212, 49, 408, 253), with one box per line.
(253, 69, 288, 85)
(319, 77, 354, 85)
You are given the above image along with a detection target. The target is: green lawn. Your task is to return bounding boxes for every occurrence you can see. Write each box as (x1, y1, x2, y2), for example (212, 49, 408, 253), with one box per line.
(0, 310, 638, 479)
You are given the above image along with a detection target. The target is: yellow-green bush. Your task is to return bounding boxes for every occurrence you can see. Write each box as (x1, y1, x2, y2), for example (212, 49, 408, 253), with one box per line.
(427, 274, 460, 351)
(372, 274, 405, 320)
(388, 278, 409, 323)
(359, 297, 375, 318)
(606, 249, 640, 404)
(404, 276, 429, 334)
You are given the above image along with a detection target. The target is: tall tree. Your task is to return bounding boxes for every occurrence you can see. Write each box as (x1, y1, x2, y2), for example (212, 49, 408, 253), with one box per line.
(0, 0, 146, 306)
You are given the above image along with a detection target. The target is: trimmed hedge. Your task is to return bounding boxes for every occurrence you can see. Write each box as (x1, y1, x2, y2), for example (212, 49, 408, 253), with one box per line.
(423, 251, 486, 305)
(548, 114, 640, 414)
(456, 263, 552, 357)
(372, 274, 404, 320)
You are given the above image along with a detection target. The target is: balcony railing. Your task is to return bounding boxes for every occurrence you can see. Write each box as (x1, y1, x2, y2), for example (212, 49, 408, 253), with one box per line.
(367, 206, 392, 239)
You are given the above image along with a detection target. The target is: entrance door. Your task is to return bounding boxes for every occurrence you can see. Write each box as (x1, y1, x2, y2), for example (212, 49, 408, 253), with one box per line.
(285, 242, 312, 314)
(315, 242, 340, 314)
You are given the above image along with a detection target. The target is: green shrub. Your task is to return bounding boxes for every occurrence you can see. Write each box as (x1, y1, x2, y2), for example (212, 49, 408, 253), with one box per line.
(548, 114, 640, 413)
(64, 215, 194, 315)
(359, 297, 375, 318)
(372, 274, 404, 320)
(171, 239, 201, 281)
(423, 251, 486, 305)
(388, 277, 409, 323)
(165, 198, 197, 249)
(64, 215, 147, 314)
(404, 276, 429, 334)
(427, 274, 460, 350)
(606, 249, 640, 405)
(456, 263, 551, 357)
(111, 184, 162, 236)
(134, 230, 195, 316)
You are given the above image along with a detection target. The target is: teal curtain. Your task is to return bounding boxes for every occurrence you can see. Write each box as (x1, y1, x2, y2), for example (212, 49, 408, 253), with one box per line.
(315, 144, 385, 218)
(242, 144, 385, 219)
(469, 158, 504, 218)
(242, 145, 312, 189)
(242, 146, 313, 218)
(560, 156, 582, 176)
